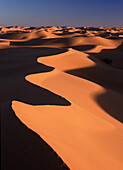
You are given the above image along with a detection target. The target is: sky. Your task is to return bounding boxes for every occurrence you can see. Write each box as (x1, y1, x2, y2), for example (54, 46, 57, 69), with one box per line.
(0, 0, 123, 27)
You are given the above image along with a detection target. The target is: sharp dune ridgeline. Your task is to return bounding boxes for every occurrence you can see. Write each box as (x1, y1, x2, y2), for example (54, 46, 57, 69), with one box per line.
(1, 26, 123, 170)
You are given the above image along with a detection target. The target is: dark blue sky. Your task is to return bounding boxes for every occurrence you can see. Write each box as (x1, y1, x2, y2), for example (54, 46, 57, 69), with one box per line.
(0, 0, 123, 27)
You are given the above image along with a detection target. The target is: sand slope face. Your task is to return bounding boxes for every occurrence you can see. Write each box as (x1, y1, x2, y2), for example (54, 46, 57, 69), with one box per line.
(1, 26, 123, 170)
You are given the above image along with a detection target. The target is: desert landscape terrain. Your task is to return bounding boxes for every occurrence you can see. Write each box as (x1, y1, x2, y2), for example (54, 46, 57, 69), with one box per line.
(1, 26, 123, 170)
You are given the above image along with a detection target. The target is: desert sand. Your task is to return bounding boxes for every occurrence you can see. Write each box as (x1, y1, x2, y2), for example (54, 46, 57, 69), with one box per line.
(1, 26, 123, 170)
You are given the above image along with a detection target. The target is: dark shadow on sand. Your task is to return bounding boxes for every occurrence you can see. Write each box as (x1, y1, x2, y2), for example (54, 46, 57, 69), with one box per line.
(71, 45, 96, 52)
(66, 66, 123, 94)
(1, 46, 70, 170)
(95, 90, 123, 123)
(66, 55, 123, 123)
(10, 37, 79, 47)
(86, 43, 123, 70)
(1, 102, 69, 170)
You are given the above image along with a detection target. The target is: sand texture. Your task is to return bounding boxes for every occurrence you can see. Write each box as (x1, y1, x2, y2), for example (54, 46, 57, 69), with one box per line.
(1, 26, 123, 170)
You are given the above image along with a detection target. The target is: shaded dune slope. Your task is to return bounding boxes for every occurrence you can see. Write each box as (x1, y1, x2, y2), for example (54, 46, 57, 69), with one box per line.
(87, 43, 123, 69)
(1, 46, 70, 170)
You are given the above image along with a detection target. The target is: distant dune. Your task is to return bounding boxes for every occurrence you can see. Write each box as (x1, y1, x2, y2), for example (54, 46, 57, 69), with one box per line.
(1, 26, 123, 170)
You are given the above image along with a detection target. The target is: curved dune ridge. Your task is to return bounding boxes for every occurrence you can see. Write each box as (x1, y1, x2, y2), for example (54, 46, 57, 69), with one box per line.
(1, 26, 123, 170)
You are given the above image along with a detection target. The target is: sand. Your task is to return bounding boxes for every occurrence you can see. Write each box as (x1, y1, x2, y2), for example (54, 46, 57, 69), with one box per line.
(1, 26, 123, 170)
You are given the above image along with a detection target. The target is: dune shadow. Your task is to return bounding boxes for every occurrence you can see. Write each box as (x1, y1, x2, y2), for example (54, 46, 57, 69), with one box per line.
(10, 38, 61, 46)
(55, 31, 74, 36)
(66, 66, 123, 94)
(1, 78, 71, 106)
(0, 46, 68, 59)
(106, 32, 123, 40)
(0, 47, 68, 85)
(95, 90, 123, 123)
(107, 36, 123, 40)
(1, 46, 70, 170)
(1, 103, 69, 170)
(87, 43, 123, 70)
(66, 65, 123, 123)
(54, 29, 86, 36)
(0, 31, 30, 40)
(84, 27, 104, 31)
(10, 37, 78, 47)
(96, 32, 111, 38)
(71, 45, 96, 52)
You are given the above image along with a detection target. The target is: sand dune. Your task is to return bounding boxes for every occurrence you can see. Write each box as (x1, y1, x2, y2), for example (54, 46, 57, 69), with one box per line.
(1, 26, 123, 170)
(13, 69, 123, 170)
